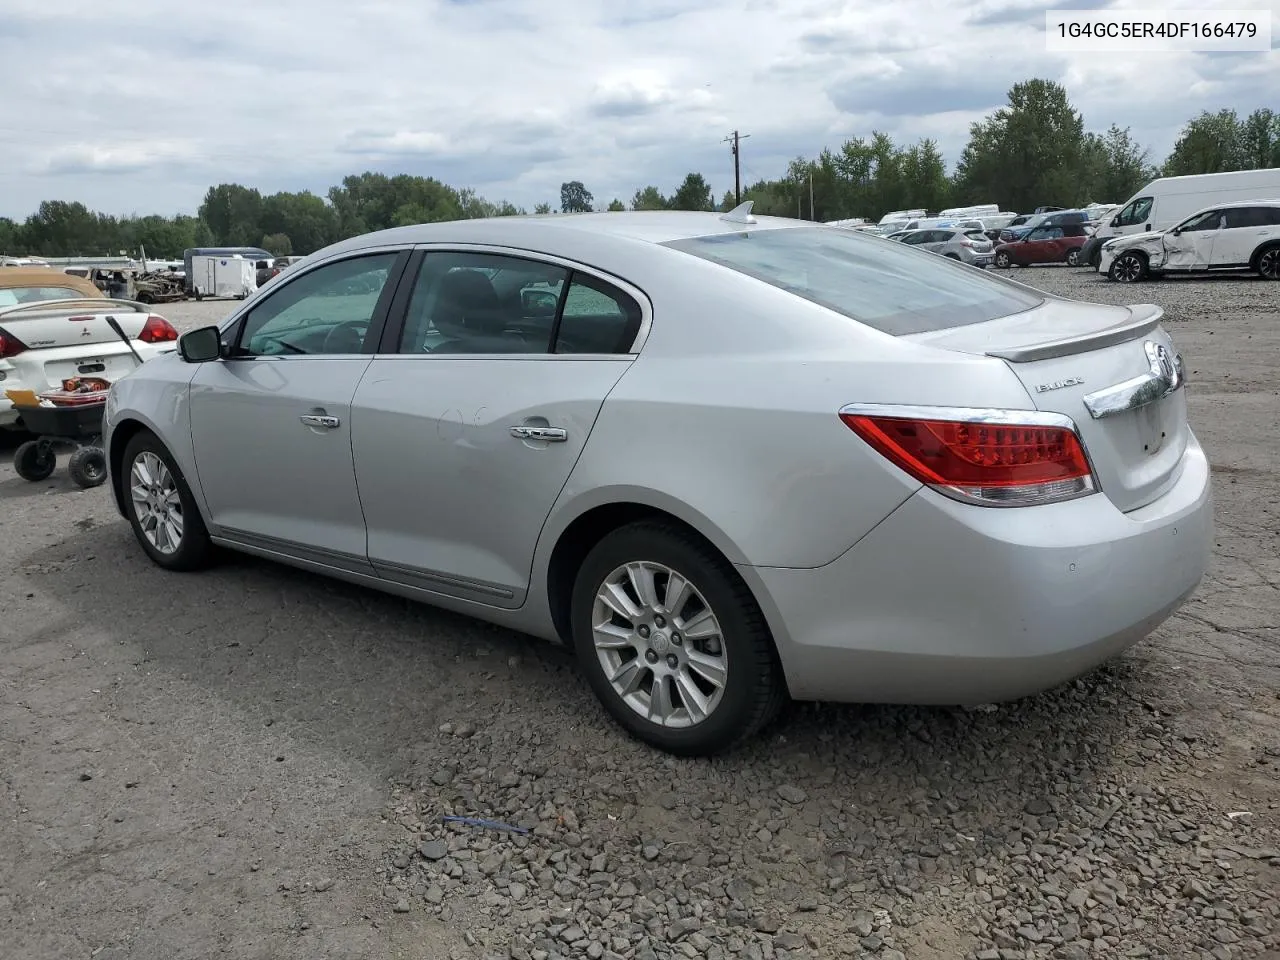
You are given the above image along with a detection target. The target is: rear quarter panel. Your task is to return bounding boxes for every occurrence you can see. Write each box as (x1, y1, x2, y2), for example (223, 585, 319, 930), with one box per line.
(537, 257, 1042, 571)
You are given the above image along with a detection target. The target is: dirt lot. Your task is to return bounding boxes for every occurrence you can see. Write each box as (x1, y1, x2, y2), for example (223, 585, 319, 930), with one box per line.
(2, 272, 1277, 960)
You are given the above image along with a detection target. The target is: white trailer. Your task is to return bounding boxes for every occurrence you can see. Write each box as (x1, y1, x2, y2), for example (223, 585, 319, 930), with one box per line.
(191, 254, 257, 300)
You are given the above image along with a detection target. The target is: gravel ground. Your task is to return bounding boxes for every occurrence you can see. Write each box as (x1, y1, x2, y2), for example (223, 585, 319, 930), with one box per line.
(2, 269, 1277, 960)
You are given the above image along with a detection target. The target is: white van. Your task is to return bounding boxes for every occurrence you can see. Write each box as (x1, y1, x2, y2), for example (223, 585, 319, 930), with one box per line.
(938, 204, 1000, 219)
(1098, 168, 1280, 243)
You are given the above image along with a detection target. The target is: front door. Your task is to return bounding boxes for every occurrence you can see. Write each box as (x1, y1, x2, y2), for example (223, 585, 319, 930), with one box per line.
(352, 249, 643, 607)
(189, 250, 406, 571)
(1162, 209, 1220, 271)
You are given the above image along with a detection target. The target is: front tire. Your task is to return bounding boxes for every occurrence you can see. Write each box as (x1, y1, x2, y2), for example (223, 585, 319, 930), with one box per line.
(1109, 251, 1147, 283)
(13, 440, 55, 481)
(570, 521, 785, 755)
(122, 432, 213, 571)
(994, 251, 1010, 268)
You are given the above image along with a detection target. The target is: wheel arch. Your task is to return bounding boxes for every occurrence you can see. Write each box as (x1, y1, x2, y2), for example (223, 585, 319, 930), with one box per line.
(539, 490, 757, 646)
(107, 417, 151, 516)
(1250, 239, 1280, 275)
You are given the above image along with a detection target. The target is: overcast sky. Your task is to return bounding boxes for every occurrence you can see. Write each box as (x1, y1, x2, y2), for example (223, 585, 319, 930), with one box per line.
(1, 0, 1276, 219)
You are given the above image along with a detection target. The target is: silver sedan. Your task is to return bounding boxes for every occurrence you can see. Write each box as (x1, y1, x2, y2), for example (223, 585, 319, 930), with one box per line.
(102, 206, 1213, 755)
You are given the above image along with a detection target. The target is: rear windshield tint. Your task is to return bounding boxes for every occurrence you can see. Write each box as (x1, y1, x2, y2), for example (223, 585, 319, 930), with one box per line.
(664, 226, 1043, 335)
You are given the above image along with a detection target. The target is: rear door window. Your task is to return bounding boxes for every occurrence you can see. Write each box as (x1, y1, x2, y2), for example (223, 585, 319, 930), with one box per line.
(665, 226, 1044, 336)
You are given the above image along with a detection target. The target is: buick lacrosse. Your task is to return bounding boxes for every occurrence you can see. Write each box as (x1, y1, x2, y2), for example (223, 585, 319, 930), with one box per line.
(103, 205, 1212, 754)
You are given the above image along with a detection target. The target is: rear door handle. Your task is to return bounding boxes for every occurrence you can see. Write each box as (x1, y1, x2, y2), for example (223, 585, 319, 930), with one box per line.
(510, 425, 567, 442)
(300, 414, 340, 429)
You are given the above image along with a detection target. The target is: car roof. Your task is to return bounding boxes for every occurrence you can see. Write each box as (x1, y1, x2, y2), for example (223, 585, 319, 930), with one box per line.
(0, 268, 103, 296)
(322, 210, 811, 258)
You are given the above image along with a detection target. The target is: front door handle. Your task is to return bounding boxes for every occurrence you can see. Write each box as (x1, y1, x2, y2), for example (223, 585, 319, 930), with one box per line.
(510, 425, 567, 442)
(300, 414, 340, 429)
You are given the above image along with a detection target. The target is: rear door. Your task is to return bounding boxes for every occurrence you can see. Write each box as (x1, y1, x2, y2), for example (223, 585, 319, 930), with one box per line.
(352, 248, 644, 608)
(1217, 206, 1274, 267)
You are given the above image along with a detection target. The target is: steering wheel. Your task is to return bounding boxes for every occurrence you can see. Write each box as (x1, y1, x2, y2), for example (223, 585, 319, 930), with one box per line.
(322, 319, 370, 354)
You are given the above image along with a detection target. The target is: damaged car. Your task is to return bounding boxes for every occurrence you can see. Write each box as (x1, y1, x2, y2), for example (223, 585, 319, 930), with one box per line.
(1100, 200, 1280, 283)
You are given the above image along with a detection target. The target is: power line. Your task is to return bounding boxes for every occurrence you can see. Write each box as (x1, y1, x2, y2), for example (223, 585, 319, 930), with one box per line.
(722, 130, 751, 205)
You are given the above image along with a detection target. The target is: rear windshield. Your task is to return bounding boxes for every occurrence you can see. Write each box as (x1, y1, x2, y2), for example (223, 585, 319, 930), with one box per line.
(664, 226, 1043, 335)
(0, 286, 87, 306)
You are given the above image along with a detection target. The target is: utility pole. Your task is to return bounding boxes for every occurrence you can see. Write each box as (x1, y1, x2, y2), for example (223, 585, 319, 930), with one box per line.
(723, 130, 751, 205)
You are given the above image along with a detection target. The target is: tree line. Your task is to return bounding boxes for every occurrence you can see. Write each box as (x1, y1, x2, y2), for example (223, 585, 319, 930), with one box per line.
(3, 80, 1277, 260)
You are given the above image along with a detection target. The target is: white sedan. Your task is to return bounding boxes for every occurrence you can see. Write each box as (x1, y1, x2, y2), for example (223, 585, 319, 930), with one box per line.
(103, 206, 1213, 755)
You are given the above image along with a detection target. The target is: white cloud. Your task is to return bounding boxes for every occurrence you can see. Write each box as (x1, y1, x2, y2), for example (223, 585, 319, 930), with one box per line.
(0, 0, 1275, 218)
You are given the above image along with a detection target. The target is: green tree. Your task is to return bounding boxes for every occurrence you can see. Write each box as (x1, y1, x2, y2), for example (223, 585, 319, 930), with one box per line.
(534, 203, 552, 214)
(898, 139, 951, 214)
(954, 79, 1086, 212)
(198, 184, 265, 245)
(261, 232, 292, 256)
(630, 186, 668, 210)
(606, 198, 625, 211)
(669, 173, 714, 211)
(1164, 109, 1245, 175)
(0, 216, 20, 253)
(1239, 108, 1280, 169)
(1088, 125, 1155, 202)
(560, 181, 593, 213)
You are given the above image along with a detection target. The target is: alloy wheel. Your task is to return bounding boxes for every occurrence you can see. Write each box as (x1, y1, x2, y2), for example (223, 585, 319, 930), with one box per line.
(1113, 253, 1143, 282)
(591, 561, 728, 728)
(1260, 248, 1280, 280)
(130, 451, 184, 554)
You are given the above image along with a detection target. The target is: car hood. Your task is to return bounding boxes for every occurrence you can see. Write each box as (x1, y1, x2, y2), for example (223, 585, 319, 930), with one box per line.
(1103, 231, 1166, 252)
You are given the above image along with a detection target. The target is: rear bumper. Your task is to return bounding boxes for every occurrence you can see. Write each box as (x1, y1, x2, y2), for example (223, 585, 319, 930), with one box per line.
(742, 432, 1213, 704)
(0, 342, 172, 427)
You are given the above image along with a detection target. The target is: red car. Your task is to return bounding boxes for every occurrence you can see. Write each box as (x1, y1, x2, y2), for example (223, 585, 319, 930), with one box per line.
(994, 224, 1090, 268)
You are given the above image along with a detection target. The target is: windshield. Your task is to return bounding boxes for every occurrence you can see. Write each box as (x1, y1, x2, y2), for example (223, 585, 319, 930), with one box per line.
(664, 226, 1043, 336)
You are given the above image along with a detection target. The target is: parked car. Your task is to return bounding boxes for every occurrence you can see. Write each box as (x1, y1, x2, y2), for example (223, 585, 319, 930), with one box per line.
(999, 210, 1091, 244)
(1099, 199, 1280, 282)
(0, 269, 179, 431)
(897, 227, 995, 267)
(103, 209, 1212, 755)
(994, 223, 1091, 268)
(255, 256, 306, 288)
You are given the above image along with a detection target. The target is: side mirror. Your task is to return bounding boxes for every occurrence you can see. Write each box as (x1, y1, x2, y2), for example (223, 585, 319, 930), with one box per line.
(178, 325, 223, 363)
(1171, 228, 1182, 236)
(521, 288, 558, 317)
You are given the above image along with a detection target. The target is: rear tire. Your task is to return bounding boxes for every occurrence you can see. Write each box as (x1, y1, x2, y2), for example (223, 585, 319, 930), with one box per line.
(121, 431, 213, 571)
(570, 520, 785, 756)
(1257, 245, 1280, 280)
(67, 446, 108, 488)
(13, 440, 55, 481)
(1066, 249, 1081, 267)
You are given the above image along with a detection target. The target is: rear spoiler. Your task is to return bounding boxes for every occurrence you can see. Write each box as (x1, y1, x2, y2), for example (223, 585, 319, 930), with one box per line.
(985, 304, 1164, 363)
(0, 297, 151, 321)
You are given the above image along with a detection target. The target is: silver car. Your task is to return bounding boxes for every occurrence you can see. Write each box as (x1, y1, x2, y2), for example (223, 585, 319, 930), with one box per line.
(103, 207, 1213, 755)
(898, 227, 996, 267)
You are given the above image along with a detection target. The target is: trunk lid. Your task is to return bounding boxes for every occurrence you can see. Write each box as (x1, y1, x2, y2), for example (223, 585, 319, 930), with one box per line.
(905, 298, 1188, 513)
(0, 299, 149, 350)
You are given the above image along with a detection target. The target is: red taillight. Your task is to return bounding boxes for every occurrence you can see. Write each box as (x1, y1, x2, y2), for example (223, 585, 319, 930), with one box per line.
(138, 315, 179, 343)
(840, 407, 1095, 506)
(0, 327, 28, 359)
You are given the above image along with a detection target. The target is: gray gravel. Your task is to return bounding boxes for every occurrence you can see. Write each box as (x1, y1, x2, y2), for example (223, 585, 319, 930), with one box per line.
(2, 269, 1277, 959)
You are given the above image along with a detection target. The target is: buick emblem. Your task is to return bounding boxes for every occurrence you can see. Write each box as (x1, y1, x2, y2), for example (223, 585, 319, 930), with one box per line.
(1144, 340, 1181, 388)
